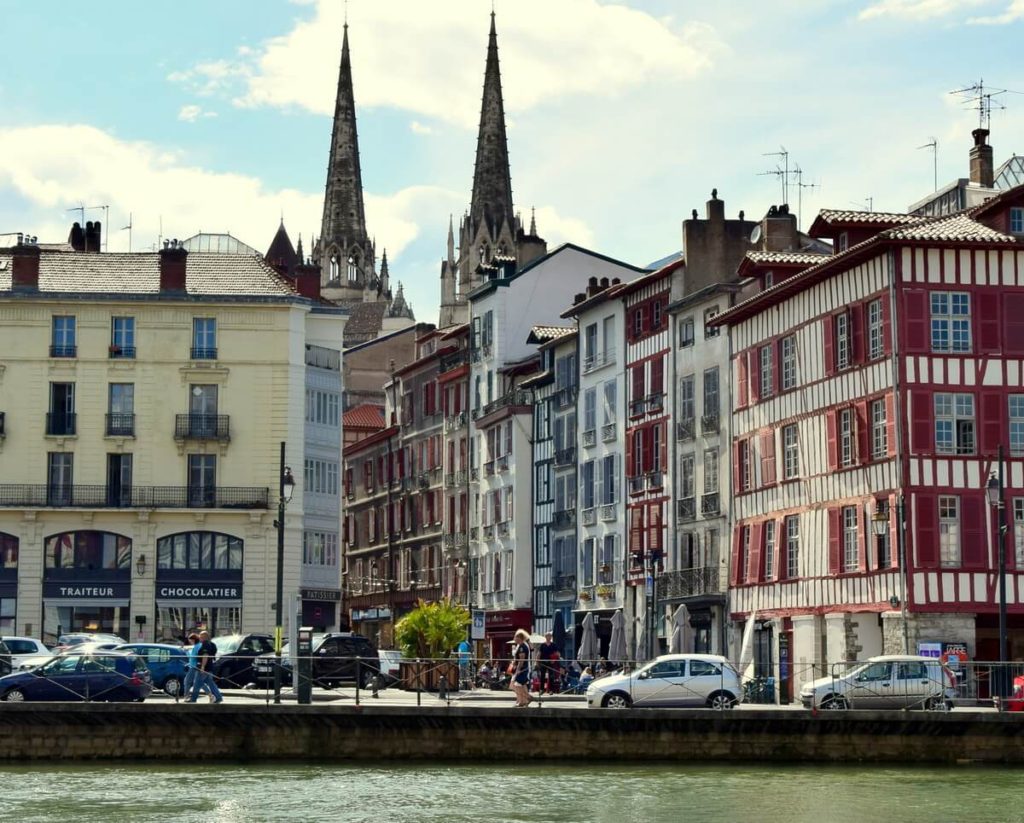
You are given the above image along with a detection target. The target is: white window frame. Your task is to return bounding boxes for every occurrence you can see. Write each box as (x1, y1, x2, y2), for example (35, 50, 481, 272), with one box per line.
(835, 312, 850, 370)
(703, 449, 718, 494)
(759, 344, 774, 398)
(842, 506, 858, 572)
(1010, 395, 1024, 456)
(785, 515, 799, 579)
(930, 292, 971, 353)
(867, 299, 884, 360)
(839, 408, 855, 467)
(782, 424, 799, 479)
(871, 398, 887, 459)
(934, 393, 975, 455)
(939, 495, 960, 568)
(781, 335, 797, 390)
(763, 520, 776, 580)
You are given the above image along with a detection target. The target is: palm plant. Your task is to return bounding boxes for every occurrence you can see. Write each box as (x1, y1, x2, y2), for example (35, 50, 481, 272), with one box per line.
(394, 598, 470, 659)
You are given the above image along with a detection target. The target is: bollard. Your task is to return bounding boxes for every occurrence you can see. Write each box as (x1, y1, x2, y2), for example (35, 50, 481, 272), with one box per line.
(438, 674, 448, 701)
(416, 659, 422, 707)
(371, 673, 380, 699)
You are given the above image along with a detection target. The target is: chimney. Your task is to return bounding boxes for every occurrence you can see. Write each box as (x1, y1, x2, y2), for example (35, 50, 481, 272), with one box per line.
(293, 261, 322, 300)
(68, 222, 86, 252)
(158, 239, 188, 292)
(12, 237, 41, 291)
(705, 188, 725, 222)
(84, 221, 102, 253)
(970, 128, 994, 188)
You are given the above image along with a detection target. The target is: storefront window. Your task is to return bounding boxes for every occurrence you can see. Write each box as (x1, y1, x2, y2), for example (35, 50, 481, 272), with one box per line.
(43, 605, 127, 645)
(44, 531, 130, 570)
(157, 532, 243, 570)
(155, 606, 241, 643)
(0, 534, 17, 568)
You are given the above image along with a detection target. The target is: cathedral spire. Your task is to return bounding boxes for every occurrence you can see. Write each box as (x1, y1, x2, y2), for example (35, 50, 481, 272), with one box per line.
(447, 215, 455, 264)
(469, 12, 515, 237)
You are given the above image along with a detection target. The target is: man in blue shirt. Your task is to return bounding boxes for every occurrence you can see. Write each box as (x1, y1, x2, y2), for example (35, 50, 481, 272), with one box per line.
(185, 630, 223, 704)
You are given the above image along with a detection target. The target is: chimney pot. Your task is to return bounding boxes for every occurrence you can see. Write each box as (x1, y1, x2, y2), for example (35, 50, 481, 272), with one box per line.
(159, 245, 188, 293)
(969, 128, 994, 188)
(11, 241, 41, 291)
(600, 277, 609, 288)
(293, 262, 322, 300)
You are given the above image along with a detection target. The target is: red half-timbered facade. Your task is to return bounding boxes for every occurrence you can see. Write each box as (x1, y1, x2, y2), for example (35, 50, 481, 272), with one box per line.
(717, 188, 1024, 698)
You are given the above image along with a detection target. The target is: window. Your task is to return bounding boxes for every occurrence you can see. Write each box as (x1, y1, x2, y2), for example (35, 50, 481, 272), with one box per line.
(703, 368, 719, 420)
(157, 532, 243, 570)
(835, 312, 850, 370)
(45, 530, 131, 569)
(867, 299, 884, 361)
(764, 521, 776, 580)
(482, 311, 494, 348)
(785, 515, 800, 578)
(582, 538, 595, 586)
(652, 425, 663, 474)
(837, 232, 849, 252)
(632, 307, 644, 338)
(703, 449, 718, 493)
(303, 531, 338, 566)
(1010, 396, 1024, 456)
(782, 424, 799, 479)
(1014, 499, 1024, 567)
(535, 400, 551, 441)
(704, 306, 720, 338)
(51, 316, 76, 357)
(939, 496, 960, 567)
(48, 382, 76, 435)
(740, 526, 752, 583)
(601, 454, 618, 505)
(305, 390, 341, 427)
(304, 459, 339, 495)
(679, 454, 695, 499)
(108, 383, 135, 437)
(679, 316, 694, 347)
(581, 461, 595, 510)
(679, 375, 695, 422)
(842, 506, 859, 572)
(839, 408, 855, 467)
(602, 315, 616, 365)
(110, 316, 135, 357)
(535, 463, 551, 503)
(603, 380, 617, 425)
(652, 300, 663, 330)
(759, 345, 774, 399)
(930, 292, 971, 353)
(739, 439, 751, 492)
(1011, 207, 1024, 235)
(0, 533, 17, 570)
(584, 323, 598, 368)
(583, 387, 597, 434)
(47, 453, 73, 505)
(781, 336, 797, 390)
(188, 454, 216, 504)
(871, 399, 887, 458)
(192, 318, 217, 359)
(876, 499, 891, 567)
(934, 393, 975, 455)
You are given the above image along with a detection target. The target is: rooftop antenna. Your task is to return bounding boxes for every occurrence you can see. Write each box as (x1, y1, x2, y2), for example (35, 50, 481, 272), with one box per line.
(66, 203, 85, 224)
(850, 197, 874, 213)
(757, 166, 787, 206)
(949, 79, 1013, 129)
(917, 138, 938, 192)
(762, 146, 790, 204)
(790, 164, 819, 230)
(121, 212, 133, 253)
(87, 205, 110, 251)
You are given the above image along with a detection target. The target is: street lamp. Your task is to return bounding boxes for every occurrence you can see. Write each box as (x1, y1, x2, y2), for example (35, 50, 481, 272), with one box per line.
(986, 445, 1009, 702)
(273, 445, 295, 705)
(873, 500, 909, 654)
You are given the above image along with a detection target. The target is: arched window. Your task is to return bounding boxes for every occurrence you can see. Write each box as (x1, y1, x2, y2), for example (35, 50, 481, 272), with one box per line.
(44, 531, 131, 570)
(0, 533, 17, 569)
(157, 532, 243, 571)
(329, 254, 340, 281)
(347, 252, 359, 282)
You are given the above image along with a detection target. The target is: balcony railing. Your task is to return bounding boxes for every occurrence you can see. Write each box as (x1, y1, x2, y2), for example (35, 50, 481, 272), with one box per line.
(482, 389, 532, 417)
(484, 460, 496, 477)
(497, 521, 510, 537)
(190, 347, 217, 360)
(581, 430, 596, 449)
(108, 345, 136, 359)
(701, 492, 721, 516)
(600, 504, 616, 522)
(629, 399, 646, 418)
(497, 455, 510, 472)
(582, 349, 614, 374)
(677, 497, 696, 522)
(647, 393, 664, 413)
(701, 414, 720, 435)
(174, 414, 230, 441)
(553, 509, 576, 529)
(46, 413, 76, 436)
(647, 471, 664, 490)
(444, 411, 468, 432)
(555, 386, 577, 409)
(49, 344, 77, 358)
(658, 566, 722, 599)
(554, 447, 576, 467)
(628, 476, 644, 494)
(105, 413, 135, 437)
(676, 419, 695, 441)
(483, 524, 495, 539)
(0, 484, 269, 509)
(439, 349, 470, 373)
(554, 573, 577, 593)
(601, 423, 616, 442)
(445, 473, 455, 487)
(581, 508, 596, 526)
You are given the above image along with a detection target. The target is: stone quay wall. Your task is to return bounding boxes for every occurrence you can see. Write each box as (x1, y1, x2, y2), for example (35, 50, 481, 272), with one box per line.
(1, 704, 1022, 764)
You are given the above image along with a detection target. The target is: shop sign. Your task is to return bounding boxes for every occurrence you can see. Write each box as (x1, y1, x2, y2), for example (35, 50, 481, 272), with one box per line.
(43, 582, 131, 600)
(156, 584, 241, 600)
(917, 641, 942, 658)
(300, 588, 342, 602)
(471, 610, 485, 640)
(484, 609, 531, 632)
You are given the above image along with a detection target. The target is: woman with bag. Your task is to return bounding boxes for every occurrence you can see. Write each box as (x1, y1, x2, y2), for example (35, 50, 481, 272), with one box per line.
(510, 629, 532, 707)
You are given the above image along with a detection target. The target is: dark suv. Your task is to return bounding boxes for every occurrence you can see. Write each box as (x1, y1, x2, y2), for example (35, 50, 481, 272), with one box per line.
(254, 633, 379, 688)
(209, 633, 275, 688)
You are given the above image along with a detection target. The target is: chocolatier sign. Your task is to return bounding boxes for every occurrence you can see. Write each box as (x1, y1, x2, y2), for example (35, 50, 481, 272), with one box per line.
(156, 584, 241, 600)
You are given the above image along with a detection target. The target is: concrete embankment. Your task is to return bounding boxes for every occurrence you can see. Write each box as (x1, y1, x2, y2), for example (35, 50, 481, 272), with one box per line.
(1, 704, 1022, 764)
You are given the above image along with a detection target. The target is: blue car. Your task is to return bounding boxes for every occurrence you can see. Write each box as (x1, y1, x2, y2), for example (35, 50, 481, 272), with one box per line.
(116, 643, 188, 696)
(0, 651, 152, 702)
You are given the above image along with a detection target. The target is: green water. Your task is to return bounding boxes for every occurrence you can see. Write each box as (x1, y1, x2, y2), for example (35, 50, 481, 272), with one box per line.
(1, 762, 1022, 822)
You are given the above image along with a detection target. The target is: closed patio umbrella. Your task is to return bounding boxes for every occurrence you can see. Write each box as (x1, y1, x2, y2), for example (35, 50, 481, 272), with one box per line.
(608, 610, 627, 665)
(552, 610, 567, 657)
(669, 604, 691, 654)
(577, 612, 598, 664)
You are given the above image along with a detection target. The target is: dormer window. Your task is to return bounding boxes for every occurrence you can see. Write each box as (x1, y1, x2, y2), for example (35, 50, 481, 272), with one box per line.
(764, 271, 774, 289)
(837, 232, 849, 252)
(1011, 207, 1024, 235)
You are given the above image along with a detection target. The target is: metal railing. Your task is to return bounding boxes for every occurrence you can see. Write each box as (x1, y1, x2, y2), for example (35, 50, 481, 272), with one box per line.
(46, 413, 76, 436)
(677, 497, 696, 521)
(554, 573, 576, 592)
(581, 508, 596, 526)
(701, 492, 721, 516)
(628, 476, 644, 494)
(174, 414, 230, 440)
(439, 349, 470, 373)
(582, 430, 596, 448)
(554, 447, 576, 467)
(647, 472, 664, 490)
(553, 509, 576, 528)
(601, 423, 616, 442)
(0, 484, 269, 509)
(105, 413, 135, 437)
(108, 345, 136, 359)
(658, 566, 721, 598)
(646, 394, 664, 413)
(677, 419, 695, 441)
(701, 414, 720, 435)
(482, 389, 532, 417)
(600, 504, 617, 522)
(190, 347, 217, 360)
(49, 344, 77, 358)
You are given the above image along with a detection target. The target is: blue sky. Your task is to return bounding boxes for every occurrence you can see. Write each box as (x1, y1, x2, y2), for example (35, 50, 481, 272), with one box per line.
(2, 0, 1023, 323)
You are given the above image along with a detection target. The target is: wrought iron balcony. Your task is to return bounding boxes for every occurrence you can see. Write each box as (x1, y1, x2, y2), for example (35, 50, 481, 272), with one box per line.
(646, 393, 664, 413)
(676, 419, 695, 441)
(497, 455, 510, 472)
(553, 509, 576, 529)
(555, 386, 577, 409)
(581, 430, 596, 448)
(647, 471, 664, 490)
(444, 411, 468, 432)
(174, 414, 229, 441)
(445, 473, 456, 487)
(581, 508, 596, 526)
(600, 505, 616, 522)
(418, 473, 431, 490)
(46, 413, 76, 436)
(484, 460, 495, 477)
(190, 347, 217, 360)
(482, 389, 532, 417)
(701, 414, 720, 435)
(601, 423, 616, 442)
(439, 349, 470, 373)
(497, 521, 510, 537)
(628, 476, 644, 494)
(582, 349, 614, 374)
(49, 344, 76, 358)
(629, 399, 646, 418)
(677, 497, 696, 522)
(105, 413, 135, 437)
(554, 447, 576, 467)
(554, 573, 577, 593)
(483, 524, 495, 539)
(0, 484, 269, 509)
(108, 345, 136, 359)
(701, 492, 721, 516)
(658, 566, 722, 598)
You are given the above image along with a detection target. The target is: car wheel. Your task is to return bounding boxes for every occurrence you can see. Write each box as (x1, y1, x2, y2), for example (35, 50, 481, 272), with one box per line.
(602, 692, 632, 709)
(3, 688, 25, 702)
(822, 695, 848, 710)
(163, 676, 182, 697)
(707, 691, 736, 710)
(926, 696, 951, 712)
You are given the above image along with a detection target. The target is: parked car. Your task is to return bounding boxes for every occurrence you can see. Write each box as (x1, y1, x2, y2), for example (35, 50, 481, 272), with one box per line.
(0, 640, 10, 676)
(210, 633, 275, 687)
(2, 637, 52, 671)
(253, 633, 380, 688)
(378, 649, 404, 687)
(116, 643, 189, 696)
(54, 633, 126, 653)
(0, 651, 152, 702)
(586, 654, 742, 710)
(800, 655, 957, 711)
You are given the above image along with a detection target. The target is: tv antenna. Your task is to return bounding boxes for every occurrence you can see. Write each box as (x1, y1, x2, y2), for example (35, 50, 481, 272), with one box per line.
(790, 164, 819, 230)
(761, 146, 790, 204)
(65, 203, 110, 250)
(850, 197, 874, 213)
(121, 212, 133, 253)
(917, 138, 938, 192)
(949, 79, 1015, 130)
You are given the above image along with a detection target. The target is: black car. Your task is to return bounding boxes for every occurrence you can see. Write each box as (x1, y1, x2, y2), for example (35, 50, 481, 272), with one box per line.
(254, 633, 380, 688)
(209, 633, 275, 687)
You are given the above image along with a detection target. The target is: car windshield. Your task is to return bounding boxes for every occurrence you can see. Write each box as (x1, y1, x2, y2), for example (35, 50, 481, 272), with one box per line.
(40, 655, 81, 675)
(213, 636, 242, 655)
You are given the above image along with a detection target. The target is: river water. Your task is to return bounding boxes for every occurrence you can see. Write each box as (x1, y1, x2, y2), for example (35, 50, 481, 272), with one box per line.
(2, 762, 1022, 823)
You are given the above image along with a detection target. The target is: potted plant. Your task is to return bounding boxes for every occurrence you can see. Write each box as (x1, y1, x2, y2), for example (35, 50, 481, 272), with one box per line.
(108, 344, 121, 355)
(596, 584, 615, 600)
(393, 597, 470, 691)
(579, 590, 592, 602)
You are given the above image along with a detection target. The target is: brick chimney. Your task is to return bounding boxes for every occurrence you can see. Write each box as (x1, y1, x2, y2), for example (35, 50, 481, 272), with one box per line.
(970, 128, 994, 188)
(158, 240, 187, 292)
(293, 261, 322, 300)
(12, 237, 41, 291)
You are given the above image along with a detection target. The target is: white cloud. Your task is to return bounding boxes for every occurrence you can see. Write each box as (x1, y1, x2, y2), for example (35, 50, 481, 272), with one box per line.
(859, 0, 988, 20)
(409, 120, 434, 136)
(177, 104, 217, 123)
(187, 0, 721, 128)
(969, 0, 1024, 22)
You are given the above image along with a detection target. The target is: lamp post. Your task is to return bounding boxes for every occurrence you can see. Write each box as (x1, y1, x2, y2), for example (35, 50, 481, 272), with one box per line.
(273, 442, 296, 705)
(986, 445, 1009, 702)
(873, 500, 910, 654)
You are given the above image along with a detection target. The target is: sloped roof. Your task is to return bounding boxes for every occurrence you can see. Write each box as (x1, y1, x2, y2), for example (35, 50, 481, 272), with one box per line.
(527, 325, 574, 343)
(882, 211, 1015, 243)
(343, 403, 385, 430)
(265, 221, 298, 273)
(0, 250, 297, 296)
(342, 301, 388, 345)
(814, 209, 920, 226)
(745, 250, 830, 266)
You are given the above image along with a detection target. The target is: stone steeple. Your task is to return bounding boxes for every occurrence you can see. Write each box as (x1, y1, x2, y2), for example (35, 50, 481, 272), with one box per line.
(314, 22, 376, 291)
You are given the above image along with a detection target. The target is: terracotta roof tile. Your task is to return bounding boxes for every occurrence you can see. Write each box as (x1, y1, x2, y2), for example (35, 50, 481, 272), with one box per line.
(343, 404, 386, 429)
(880, 212, 1016, 243)
(745, 250, 830, 266)
(816, 209, 921, 226)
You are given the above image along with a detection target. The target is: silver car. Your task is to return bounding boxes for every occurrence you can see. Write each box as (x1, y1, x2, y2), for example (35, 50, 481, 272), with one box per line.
(800, 655, 956, 711)
(586, 654, 742, 710)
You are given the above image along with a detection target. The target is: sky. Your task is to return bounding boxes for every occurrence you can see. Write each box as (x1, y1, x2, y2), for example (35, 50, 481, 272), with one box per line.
(1, 0, 1023, 324)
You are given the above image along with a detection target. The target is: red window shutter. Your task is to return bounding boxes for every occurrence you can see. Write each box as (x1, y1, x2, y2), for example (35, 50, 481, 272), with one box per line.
(825, 409, 838, 470)
(626, 431, 635, 478)
(822, 314, 835, 376)
(737, 354, 749, 408)
(648, 503, 662, 552)
(750, 523, 764, 583)
(855, 400, 870, 463)
(960, 495, 986, 570)
(977, 292, 1000, 354)
(881, 297, 893, 355)
(760, 431, 776, 485)
(1004, 294, 1024, 354)
(850, 303, 865, 364)
(629, 506, 645, 554)
(915, 494, 938, 569)
(858, 505, 869, 572)
(631, 365, 644, 403)
(885, 392, 897, 457)
(980, 392, 1003, 457)
(903, 289, 929, 354)
(651, 356, 664, 396)
(750, 350, 761, 401)
(731, 526, 743, 586)
(828, 508, 841, 575)
(641, 426, 652, 473)
(910, 390, 933, 454)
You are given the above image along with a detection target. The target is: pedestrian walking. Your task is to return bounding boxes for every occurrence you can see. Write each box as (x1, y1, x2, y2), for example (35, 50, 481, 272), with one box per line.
(185, 630, 224, 704)
(510, 629, 532, 707)
(537, 632, 557, 695)
(181, 633, 210, 701)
